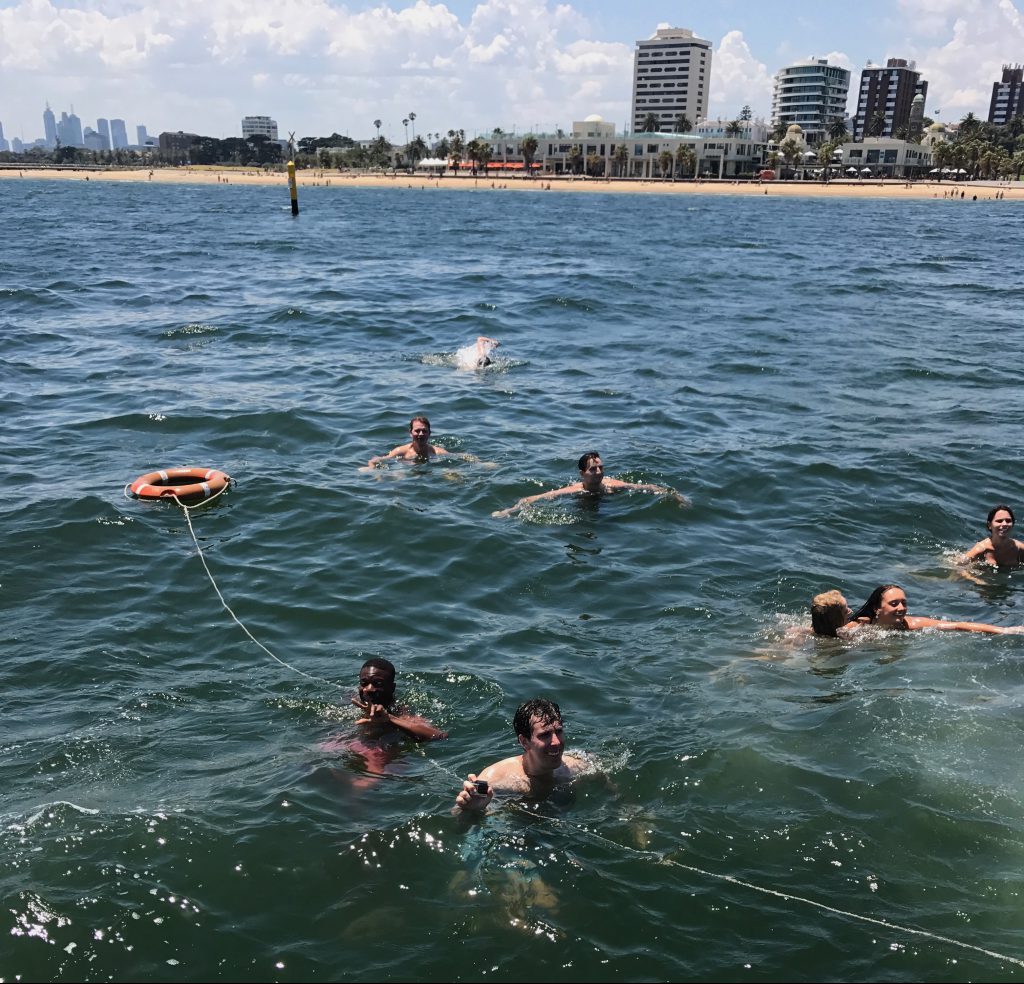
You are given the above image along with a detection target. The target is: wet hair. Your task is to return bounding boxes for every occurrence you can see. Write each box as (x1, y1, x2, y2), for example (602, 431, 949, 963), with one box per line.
(577, 451, 601, 472)
(409, 416, 431, 433)
(810, 590, 847, 637)
(987, 504, 1015, 527)
(850, 585, 903, 624)
(513, 698, 562, 739)
(360, 657, 396, 680)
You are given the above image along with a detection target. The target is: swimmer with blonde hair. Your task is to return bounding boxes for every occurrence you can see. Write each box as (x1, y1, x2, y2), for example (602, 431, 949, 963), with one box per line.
(810, 590, 854, 637)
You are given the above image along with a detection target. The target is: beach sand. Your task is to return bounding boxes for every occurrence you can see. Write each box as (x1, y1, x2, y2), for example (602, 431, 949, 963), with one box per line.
(1, 165, 1017, 201)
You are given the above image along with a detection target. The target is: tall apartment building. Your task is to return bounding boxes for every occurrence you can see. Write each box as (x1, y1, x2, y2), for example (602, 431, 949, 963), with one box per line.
(630, 27, 712, 133)
(58, 111, 84, 147)
(989, 65, 1024, 124)
(97, 118, 111, 146)
(771, 58, 850, 144)
(242, 115, 279, 140)
(136, 125, 150, 146)
(0, 122, 8, 153)
(852, 58, 928, 140)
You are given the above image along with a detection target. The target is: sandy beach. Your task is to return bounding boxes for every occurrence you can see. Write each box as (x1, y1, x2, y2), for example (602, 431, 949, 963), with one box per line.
(1, 164, 1017, 201)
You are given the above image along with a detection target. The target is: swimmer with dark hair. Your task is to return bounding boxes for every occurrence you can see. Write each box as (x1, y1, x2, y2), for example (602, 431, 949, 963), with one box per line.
(455, 336, 500, 369)
(960, 505, 1024, 568)
(847, 584, 1024, 634)
(492, 451, 686, 517)
(367, 416, 448, 467)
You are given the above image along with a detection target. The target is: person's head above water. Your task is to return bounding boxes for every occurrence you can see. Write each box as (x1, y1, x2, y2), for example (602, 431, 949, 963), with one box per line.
(409, 416, 431, 437)
(577, 451, 606, 491)
(987, 504, 1015, 532)
(851, 585, 907, 627)
(810, 590, 851, 636)
(512, 698, 566, 774)
(359, 657, 397, 707)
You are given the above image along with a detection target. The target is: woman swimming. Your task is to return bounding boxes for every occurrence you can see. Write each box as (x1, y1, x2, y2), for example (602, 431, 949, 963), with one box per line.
(960, 505, 1024, 568)
(848, 584, 1024, 634)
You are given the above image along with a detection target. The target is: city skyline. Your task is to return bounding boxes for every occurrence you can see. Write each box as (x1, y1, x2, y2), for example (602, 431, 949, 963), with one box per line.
(2, 1, 1023, 144)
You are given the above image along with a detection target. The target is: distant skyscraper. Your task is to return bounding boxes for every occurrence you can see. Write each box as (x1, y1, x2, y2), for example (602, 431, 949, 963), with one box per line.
(630, 27, 712, 133)
(241, 115, 279, 140)
(97, 118, 110, 145)
(43, 104, 57, 148)
(110, 118, 128, 149)
(852, 58, 928, 140)
(12, 136, 25, 153)
(0, 122, 8, 152)
(771, 58, 851, 144)
(58, 110, 84, 147)
(83, 127, 108, 152)
(136, 124, 148, 146)
(989, 65, 1024, 124)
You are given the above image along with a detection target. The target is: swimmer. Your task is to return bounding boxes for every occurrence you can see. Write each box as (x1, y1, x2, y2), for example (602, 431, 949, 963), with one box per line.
(847, 584, 1024, 634)
(455, 336, 500, 370)
(367, 416, 448, 467)
(454, 698, 585, 814)
(810, 590, 856, 637)
(352, 657, 448, 742)
(960, 505, 1024, 568)
(492, 451, 686, 517)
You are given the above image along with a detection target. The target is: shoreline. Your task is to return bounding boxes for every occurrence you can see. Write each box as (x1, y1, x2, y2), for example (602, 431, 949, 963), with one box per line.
(1, 165, 1018, 201)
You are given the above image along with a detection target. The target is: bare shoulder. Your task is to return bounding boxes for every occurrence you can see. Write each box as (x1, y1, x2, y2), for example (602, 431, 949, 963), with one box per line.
(562, 754, 589, 777)
(477, 755, 528, 792)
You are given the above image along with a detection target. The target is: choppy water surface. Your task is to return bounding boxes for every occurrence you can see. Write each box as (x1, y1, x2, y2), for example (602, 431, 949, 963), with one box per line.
(4, 178, 1024, 981)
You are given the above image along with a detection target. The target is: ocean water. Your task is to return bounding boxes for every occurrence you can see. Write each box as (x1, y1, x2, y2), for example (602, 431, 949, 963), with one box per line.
(3, 178, 1024, 982)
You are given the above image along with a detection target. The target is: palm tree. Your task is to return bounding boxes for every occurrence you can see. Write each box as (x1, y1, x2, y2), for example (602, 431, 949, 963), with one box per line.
(521, 134, 539, 176)
(816, 140, 836, 182)
(674, 144, 695, 178)
(567, 143, 583, 174)
(642, 112, 659, 133)
(658, 149, 674, 179)
(613, 142, 629, 177)
(448, 129, 465, 170)
(674, 114, 693, 134)
(402, 118, 409, 146)
(408, 135, 427, 165)
(725, 119, 742, 138)
(829, 116, 848, 142)
(373, 119, 382, 139)
(868, 110, 887, 138)
(586, 153, 604, 177)
(779, 138, 802, 178)
(959, 112, 981, 141)
(408, 112, 416, 139)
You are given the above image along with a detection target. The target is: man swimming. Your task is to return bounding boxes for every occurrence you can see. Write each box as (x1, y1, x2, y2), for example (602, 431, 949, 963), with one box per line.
(455, 336, 500, 370)
(353, 657, 448, 742)
(367, 416, 448, 468)
(492, 451, 685, 517)
(454, 698, 585, 814)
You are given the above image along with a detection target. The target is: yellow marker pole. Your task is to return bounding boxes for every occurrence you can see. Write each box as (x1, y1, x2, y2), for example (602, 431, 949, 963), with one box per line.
(287, 160, 299, 215)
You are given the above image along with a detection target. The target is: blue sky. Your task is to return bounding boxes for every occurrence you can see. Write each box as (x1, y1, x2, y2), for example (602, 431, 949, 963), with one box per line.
(2, 0, 1019, 143)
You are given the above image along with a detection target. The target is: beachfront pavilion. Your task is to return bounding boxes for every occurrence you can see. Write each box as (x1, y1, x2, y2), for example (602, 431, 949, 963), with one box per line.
(477, 116, 769, 179)
(835, 137, 933, 178)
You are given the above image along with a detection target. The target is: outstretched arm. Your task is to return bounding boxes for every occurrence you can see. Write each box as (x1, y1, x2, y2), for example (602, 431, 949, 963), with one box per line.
(367, 444, 408, 468)
(492, 484, 578, 518)
(606, 478, 688, 504)
(908, 616, 1023, 635)
(958, 538, 991, 565)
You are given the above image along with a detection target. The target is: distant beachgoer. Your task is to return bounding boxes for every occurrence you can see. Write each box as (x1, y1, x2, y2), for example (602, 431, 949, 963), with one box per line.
(453, 698, 585, 815)
(960, 505, 1024, 568)
(492, 451, 686, 518)
(455, 336, 500, 370)
(847, 584, 1024, 634)
(367, 416, 448, 467)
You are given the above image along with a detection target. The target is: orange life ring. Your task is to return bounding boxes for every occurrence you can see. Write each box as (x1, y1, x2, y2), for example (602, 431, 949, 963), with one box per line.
(129, 467, 230, 502)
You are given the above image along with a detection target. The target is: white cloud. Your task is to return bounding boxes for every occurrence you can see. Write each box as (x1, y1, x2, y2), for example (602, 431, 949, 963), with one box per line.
(708, 31, 773, 119)
(899, 0, 1024, 116)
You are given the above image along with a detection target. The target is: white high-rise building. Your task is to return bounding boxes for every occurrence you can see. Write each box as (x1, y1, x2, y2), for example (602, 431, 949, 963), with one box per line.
(630, 27, 712, 133)
(110, 119, 129, 149)
(97, 118, 111, 146)
(136, 124, 149, 146)
(0, 122, 8, 152)
(242, 115, 279, 140)
(771, 58, 851, 144)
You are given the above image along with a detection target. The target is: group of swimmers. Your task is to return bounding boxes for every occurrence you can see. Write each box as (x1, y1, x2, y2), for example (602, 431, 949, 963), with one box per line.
(807, 505, 1024, 639)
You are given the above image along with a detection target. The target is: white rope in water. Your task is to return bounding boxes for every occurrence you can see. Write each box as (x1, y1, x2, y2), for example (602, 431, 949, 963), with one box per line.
(171, 489, 344, 692)
(507, 803, 1024, 969)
